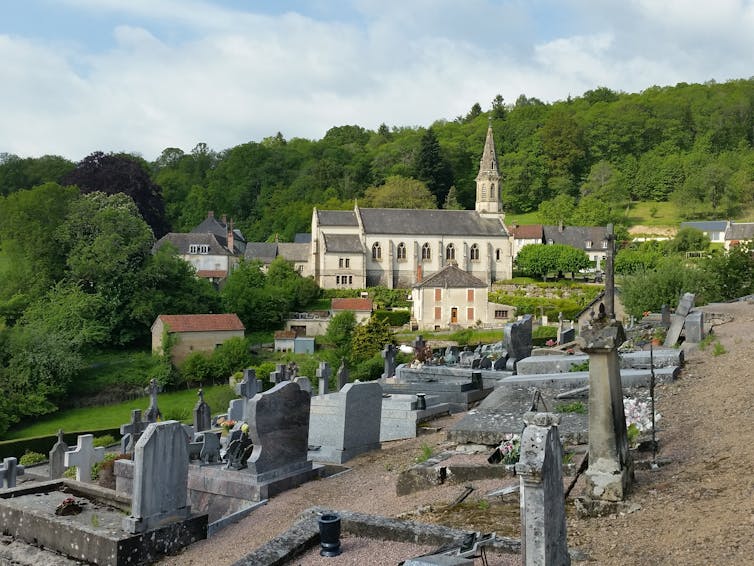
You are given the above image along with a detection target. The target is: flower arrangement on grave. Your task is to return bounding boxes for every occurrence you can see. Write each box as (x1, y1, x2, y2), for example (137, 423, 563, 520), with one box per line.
(545, 339, 556, 347)
(624, 397, 661, 448)
(498, 433, 521, 465)
(218, 418, 236, 433)
(55, 497, 85, 516)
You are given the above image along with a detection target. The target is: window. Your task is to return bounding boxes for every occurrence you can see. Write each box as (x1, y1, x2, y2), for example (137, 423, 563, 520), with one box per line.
(467, 307, 474, 321)
(495, 248, 502, 261)
(470, 243, 480, 261)
(467, 289, 474, 302)
(602, 240, 608, 249)
(372, 242, 382, 260)
(422, 242, 431, 260)
(339, 258, 344, 268)
(434, 288, 442, 301)
(346, 258, 350, 268)
(397, 242, 406, 261)
(494, 310, 509, 319)
(446, 243, 455, 260)
(434, 306, 442, 320)
(189, 244, 210, 254)
(585, 240, 593, 248)
(335, 275, 340, 284)
(348, 275, 353, 285)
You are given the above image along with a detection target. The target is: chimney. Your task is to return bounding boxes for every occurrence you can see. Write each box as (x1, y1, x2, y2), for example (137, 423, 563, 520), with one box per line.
(416, 264, 423, 283)
(228, 219, 235, 254)
(208, 211, 214, 219)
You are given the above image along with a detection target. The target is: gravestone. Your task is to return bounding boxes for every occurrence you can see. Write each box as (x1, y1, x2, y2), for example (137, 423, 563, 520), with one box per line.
(144, 378, 162, 423)
(471, 356, 481, 369)
(479, 355, 492, 370)
(190, 431, 221, 464)
(270, 364, 287, 385)
(245, 381, 313, 482)
(229, 369, 262, 422)
(664, 293, 695, 347)
(412, 335, 426, 355)
(287, 361, 299, 378)
(516, 412, 571, 566)
(294, 376, 313, 395)
(459, 351, 475, 367)
(685, 310, 705, 343)
(193, 388, 212, 433)
(559, 326, 576, 345)
(0, 457, 24, 489)
(492, 357, 507, 371)
(227, 399, 245, 423)
(317, 361, 332, 396)
(336, 358, 349, 391)
(48, 429, 68, 480)
(382, 344, 397, 378)
(64, 434, 105, 483)
(504, 314, 533, 370)
(660, 304, 671, 328)
(123, 421, 191, 533)
(308, 381, 383, 464)
(577, 316, 633, 501)
(120, 409, 148, 454)
(445, 346, 459, 365)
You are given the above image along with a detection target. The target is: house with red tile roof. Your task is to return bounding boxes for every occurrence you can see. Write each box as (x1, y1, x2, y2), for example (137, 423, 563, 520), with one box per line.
(331, 297, 373, 323)
(151, 313, 245, 364)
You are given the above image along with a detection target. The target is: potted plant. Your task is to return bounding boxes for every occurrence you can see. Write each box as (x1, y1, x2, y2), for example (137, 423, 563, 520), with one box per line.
(651, 327, 666, 346)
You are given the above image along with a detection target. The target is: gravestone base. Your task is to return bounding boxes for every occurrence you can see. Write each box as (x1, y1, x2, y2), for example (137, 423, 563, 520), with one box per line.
(379, 378, 490, 413)
(381, 394, 452, 442)
(123, 505, 193, 534)
(573, 496, 641, 518)
(0, 479, 207, 566)
(582, 457, 633, 502)
(188, 461, 323, 503)
(308, 442, 381, 465)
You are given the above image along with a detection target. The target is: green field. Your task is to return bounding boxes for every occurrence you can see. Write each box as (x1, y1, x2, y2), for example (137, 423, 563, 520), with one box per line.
(624, 201, 682, 227)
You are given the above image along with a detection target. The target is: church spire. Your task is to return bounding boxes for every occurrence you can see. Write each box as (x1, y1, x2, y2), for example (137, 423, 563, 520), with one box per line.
(475, 120, 502, 215)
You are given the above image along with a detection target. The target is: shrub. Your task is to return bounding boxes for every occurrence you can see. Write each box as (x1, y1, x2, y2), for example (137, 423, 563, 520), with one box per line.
(93, 435, 116, 448)
(19, 451, 47, 466)
(555, 401, 587, 414)
(163, 408, 191, 422)
(374, 309, 411, 326)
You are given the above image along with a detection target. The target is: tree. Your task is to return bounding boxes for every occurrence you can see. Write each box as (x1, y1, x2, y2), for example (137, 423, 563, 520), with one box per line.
(414, 128, 453, 206)
(323, 310, 357, 361)
(514, 244, 561, 280)
(350, 315, 396, 363)
(571, 195, 617, 226)
(557, 246, 591, 278)
(665, 228, 710, 253)
(266, 256, 320, 311)
(361, 175, 436, 209)
(538, 195, 576, 225)
(443, 185, 464, 210)
(62, 151, 169, 237)
(491, 94, 507, 120)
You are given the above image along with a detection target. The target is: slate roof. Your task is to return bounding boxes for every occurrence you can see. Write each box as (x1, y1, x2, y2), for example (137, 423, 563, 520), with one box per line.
(317, 209, 359, 226)
(358, 208, 508, 236)
(509, 224, 544, 240)
(323, 233, 364, 253)
(244, 243, 278, 263)
(294, 233, 312, 243)
(278, 243, 310, 263)
(680, 221, 728, 232)
(331, 298, 373, 312)
(414, 264, 488, 289)
(725, 222, 754, 241)
(154, 232, 231, 256)
(191, 213, 247, 254)
(542, 225, 609, 250)
(155, 314, 245, 333)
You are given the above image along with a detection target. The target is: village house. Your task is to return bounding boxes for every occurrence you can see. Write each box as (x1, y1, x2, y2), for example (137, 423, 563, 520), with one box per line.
(543, 224, 610, 271)
(151, 313, 245, 365)
(330, 297, 373, 323)
(723, 221, 754, 249)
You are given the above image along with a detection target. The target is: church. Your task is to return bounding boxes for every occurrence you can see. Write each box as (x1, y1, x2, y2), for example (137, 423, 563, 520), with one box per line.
(309, 123, 514, 289)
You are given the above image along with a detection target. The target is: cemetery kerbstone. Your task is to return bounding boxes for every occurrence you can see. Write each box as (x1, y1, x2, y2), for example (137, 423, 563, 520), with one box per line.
(48, 429, 68, 480)
(0, 458, 24, 489)
(578, 318, 633, 501)
(64, 434, 105, 483)
(516, 412, 571, 566)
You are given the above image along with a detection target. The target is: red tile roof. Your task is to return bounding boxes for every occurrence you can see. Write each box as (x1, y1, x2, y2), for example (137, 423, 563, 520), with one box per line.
(331, 298, 373, 312)
(157, 314, 245, 333)
(509, 224, 544, 239)
(196, 269, 228, 279)
(274, 330, 296, 340)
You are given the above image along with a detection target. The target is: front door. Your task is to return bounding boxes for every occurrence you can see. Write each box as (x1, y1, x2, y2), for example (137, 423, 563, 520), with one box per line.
(451, 307, 458, 323)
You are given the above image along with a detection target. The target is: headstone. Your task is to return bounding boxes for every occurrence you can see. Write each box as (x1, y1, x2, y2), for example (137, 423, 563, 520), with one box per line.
(193, 388, 212, 432)
(479, 355, 492, 370)
(317, 361, 332, 396)
(294, 376, 313, 395)
(190, 431, 221, 464)
(237, 369, 260, 400)
(675, 292, 696, 316)
(665, 293, 695, 347)
(0, 457, 25, 489)
(492, 357, 507, 371)
(559, 327, 576, 344)
(459, 351, 475, 368)
(336, 358, 349, 390)
(660, 304, 671, 328)
(516, 412, 571, 566)
(144, 378, 162, 423)
(381, 344, 397, 378)
(504, 314, 533, 370)
(471, 357, 481, 369)
(577, 318, 633, 501)
(287, 361, 299, 378)
(412, 335, 426, 355)
(270, 364, 287, 384)
(123, 421, 191, 533)
(120, 409, 148, 453)
(470, 371, 483, 390)
(245, 381, 312, 481)
(48, 429, 68, 480)
(227, 399, 245, 423)
(685, 310, 705, 343)
(64, 434, 105, 483)
(444, 346, 459, 365)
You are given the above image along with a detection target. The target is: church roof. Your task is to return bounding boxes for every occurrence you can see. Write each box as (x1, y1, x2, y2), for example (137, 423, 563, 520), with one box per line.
(358, 208, 507, 236)
(323, 233, 364, 253)
(317, 209, 359, 226)
(414, 264, 488, 289)
(476, 122, 500, 178)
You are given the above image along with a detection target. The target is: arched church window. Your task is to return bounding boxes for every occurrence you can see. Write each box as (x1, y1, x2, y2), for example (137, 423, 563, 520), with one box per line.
(422, 242, 431, 260)
(397, 242, 406, 260)
(446, 243, 455, 261)
(495, 248, 502, 261)
(470, 243, 480, 261)
(372, 242, 381, 260)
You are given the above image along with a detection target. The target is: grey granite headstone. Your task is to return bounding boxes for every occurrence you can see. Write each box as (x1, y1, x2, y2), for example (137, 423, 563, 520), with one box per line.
(227, 399, 245, 422)
(48, 429, 68, 479)
(479, 355, 492, 370)
(0, 457, 25, 489)
(459, 351, 474, 367)
(270, 364, 287, 384)
(144, 378, 162, 423)
(237, 369, 261, 399)
(516, 412, 571, 566)
(413, 335, 426, 355)
(559, 327, 576, 344)
(660, 304, 671, 328)
(685, 310, 704, 343)
(64, 434, 105, 483)
(245, 381, 312, 482)
(676, 292, 695, 316)
(492, 357, 507, 371)
(382, 344, 397, 378)
(123, 420, 191, 533)
(336, 359, 349, 391)
(193, 388, 212, 432)
(471, 356, 481, 369)
(505, 314, 533, 369)
(664, 292, 695, 347)
(190, 431, 221, 464)
(317, 361, 332, 396)
(120, 409, 147, 453)
(294, 376, 313, 395)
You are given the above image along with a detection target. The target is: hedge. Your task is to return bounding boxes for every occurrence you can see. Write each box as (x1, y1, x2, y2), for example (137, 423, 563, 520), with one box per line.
(0, 428, 121, 461)
(374, 309, 411, 326)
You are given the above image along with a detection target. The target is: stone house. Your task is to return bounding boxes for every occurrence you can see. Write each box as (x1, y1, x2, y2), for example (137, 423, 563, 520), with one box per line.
(151, 313, 245, 365)
(543, 224, 610, 271)
(723, 222, 754, 249)
(410, 264, 513, 331)
(274, 330, 314, 354)
(244, 242, 312, 276)
(509, 224, 545, 259)
(330, 297, 374, 323)
(680, 220, 728, 244)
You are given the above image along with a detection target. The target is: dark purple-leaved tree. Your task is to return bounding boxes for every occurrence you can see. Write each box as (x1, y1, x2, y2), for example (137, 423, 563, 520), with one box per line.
(62, 151, 169, 237)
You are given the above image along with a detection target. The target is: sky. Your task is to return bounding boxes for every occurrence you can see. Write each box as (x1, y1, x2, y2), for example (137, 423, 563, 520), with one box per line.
(3, 0, 754, 162)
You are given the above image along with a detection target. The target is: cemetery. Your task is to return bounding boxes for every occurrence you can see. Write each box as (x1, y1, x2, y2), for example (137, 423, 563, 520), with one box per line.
(0, 269, 749, 564)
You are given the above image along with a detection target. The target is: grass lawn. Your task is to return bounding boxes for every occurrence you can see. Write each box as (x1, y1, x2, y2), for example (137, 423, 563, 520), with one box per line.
(72, 350, 162, 396)
(624, 201, 681, 227)
(2, 384, 236, 441)
(506, 210, 542, 225)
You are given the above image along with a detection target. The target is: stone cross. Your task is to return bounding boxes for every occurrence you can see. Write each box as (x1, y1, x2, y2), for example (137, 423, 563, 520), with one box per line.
(516, 412, 571, 566)
(0, 457, 25, 489)
(381, 344, 397, 379)
(270, 364, 287, 385)
(193, 388, 212, 432)
(412, 335, 426, 355)
(336, 358, 349, 391)
(317, 361, 332, 396)
(604, 223, 616, 320)
(237, 369, 260, 400)
(144, 378, 162, 423)
(64, 434, 105, 483)
(287, 361, 299, 378)
(120, 409, 147, 453)
(48, 429, 69, 479)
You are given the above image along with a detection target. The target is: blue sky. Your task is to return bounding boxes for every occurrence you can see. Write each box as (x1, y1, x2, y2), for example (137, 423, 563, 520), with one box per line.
(3, 0, 754, 161)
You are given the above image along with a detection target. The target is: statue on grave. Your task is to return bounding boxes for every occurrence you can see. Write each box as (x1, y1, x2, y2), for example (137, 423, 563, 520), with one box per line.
(224, 423, 254, 470)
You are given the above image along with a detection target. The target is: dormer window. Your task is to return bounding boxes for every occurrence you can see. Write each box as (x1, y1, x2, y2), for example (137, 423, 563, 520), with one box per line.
(189, 244, 210, 254)
(585, 240, 593, 248)
(602, 240, 608, 249)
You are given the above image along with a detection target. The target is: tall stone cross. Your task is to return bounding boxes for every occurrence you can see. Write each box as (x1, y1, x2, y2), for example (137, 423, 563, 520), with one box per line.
(193, 388, 212, 432)
(0, 457, 25, 489)
(382, 343, 397, 379)
(238, 369, 259, 400)
(316, 361, 332, 396)
(64, 434, 105, 483)
(120, 409, 147, 453)
(604, 223, 616, 320)
(144, 378, 162, 423)
(48, 429, 69, 479)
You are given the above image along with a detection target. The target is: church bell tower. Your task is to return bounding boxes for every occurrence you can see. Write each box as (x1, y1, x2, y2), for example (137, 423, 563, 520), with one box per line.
(475, 121, 502, 216)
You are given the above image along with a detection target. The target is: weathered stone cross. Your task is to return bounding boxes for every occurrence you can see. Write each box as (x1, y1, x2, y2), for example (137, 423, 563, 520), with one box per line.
(64, 434, 105, 482)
